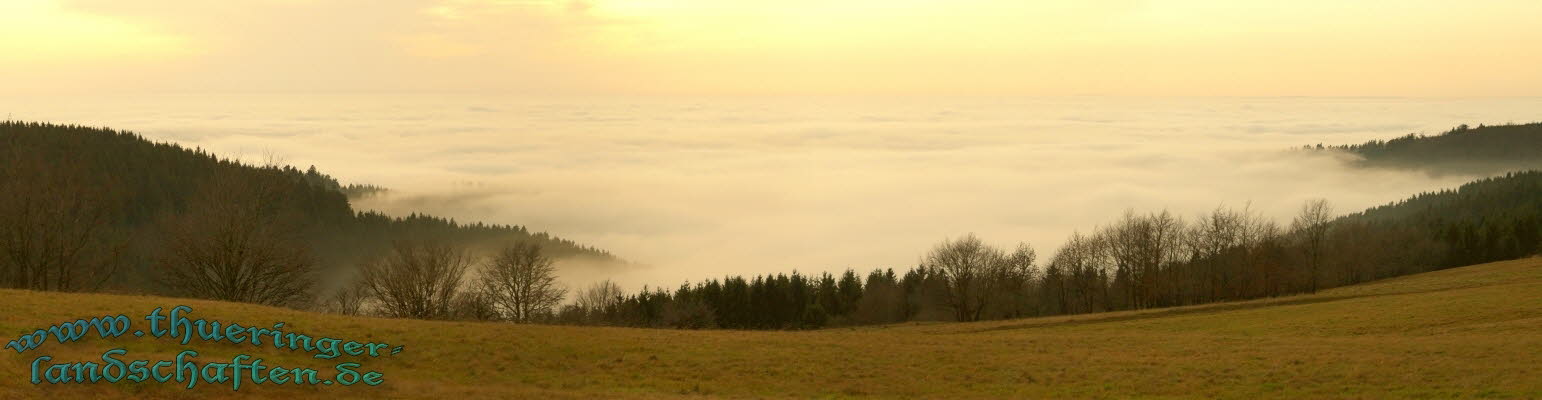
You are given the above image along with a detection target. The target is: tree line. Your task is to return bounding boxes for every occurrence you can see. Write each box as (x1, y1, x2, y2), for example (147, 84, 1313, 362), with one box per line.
(548, 171, 1542, 329)
(541, 202, 1322, 328)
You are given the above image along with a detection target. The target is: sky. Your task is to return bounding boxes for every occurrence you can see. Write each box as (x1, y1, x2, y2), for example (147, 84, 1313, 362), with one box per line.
(4, 0, 1542, 96)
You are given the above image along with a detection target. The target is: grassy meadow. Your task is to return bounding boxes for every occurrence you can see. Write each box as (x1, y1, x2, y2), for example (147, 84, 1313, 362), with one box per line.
(3, 257, 1542, 399)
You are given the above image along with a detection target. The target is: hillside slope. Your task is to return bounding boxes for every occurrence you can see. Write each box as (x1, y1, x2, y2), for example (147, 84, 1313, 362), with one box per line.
(0, 121, 620, 293)
(1315, 122, 1542, 176)
(3, 257, 1540, 399)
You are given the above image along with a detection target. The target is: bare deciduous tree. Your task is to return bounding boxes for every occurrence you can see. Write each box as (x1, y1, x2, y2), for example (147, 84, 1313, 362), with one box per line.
(1292, 199, 1334, 293)
(159, 173, 314, 306)
(0, 158, 123, 292)
(359, 241, 474, 319)
(575, 279, 624, 316)
(327, 280, 368, 316)
(481, 242, 566, 323)
(452, 288, 501, 321)
(923, 234, 1032, 322)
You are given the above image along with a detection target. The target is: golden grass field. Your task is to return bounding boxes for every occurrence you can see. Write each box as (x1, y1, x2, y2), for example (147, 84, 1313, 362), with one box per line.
(4, 257, 1542, 399)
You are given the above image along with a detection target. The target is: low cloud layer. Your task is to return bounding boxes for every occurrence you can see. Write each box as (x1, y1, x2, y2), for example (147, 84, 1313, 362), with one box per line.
(5, 95, 1539, 291)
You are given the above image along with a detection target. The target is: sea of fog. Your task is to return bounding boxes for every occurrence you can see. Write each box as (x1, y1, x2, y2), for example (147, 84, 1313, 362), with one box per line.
(5, 95, 1540, 291)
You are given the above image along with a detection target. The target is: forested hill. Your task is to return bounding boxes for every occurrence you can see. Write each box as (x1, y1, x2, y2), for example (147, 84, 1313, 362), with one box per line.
(0, 121, 618, 292)
(1313, 122, 1542, 176)
(1341, 170, 1542, 268)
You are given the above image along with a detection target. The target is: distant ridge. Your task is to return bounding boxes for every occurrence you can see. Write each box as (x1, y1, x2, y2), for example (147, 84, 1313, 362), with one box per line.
(1308, 122, 1542, 176)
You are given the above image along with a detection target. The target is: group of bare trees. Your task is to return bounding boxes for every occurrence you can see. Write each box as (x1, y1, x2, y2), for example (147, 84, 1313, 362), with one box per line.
(149, 169, 568, 321)
(0, 154, 124, 292)
(1033, 200, 1338, 315)
(354, 241, 473, 319)
(551, 279, 647, 326)
(1185, 205, 1283, 301)
(153, 170, 570, 321)
(1105, 210, 1187, 309)
(574, 279, 624, 315)
(345, 241, 566, 322)
(922, 235, 1036, 322)
(912, 200, 1345, 321)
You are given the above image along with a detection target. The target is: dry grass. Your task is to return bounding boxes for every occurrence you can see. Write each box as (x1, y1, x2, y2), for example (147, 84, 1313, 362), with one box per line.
(4, 258, 1542, 399)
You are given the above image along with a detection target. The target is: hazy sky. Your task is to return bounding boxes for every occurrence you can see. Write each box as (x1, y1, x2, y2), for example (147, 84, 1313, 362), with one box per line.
(5, 0, 1542, 96)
